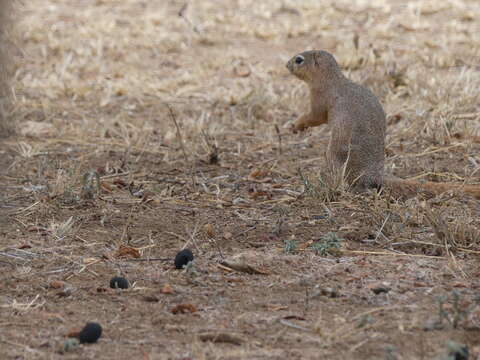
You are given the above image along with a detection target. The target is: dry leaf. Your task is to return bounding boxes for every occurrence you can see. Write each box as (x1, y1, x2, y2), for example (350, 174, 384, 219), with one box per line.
(57, 286, 74, 297)
(27, 225, 48, 234)
(66, 329, 81, 339)
(233, 62, 251, 78)
(218, 264, 235, 273)
(248, 168, 268, 180)
(283, 315, 306, 321)
(314, 287, 339, 298)
(17, 243, 32, 249)
(96, 287, 110, 293)
(83, 258, 98, 264)
(113, 178, 127, 188)
(161, 283, 174, 294)
(368, 282, 391, 294)
(141, 191, 155, 203)
(219, 260, 270, 275)
(39, 311, 64, 322)
(19, 121, 54, 137)
(256, 177, 273, 183)
(49, 281, 66, 289)
(265, 304, 288, 311)
(171, 303, 197, 314)
(204, 223, 215, 238)
(250, 190, 271, 200)
(100, 182, 114, 193)
(222, 276, 244, 283)
(199, 332, 244, 345)
(298, 240, 313, 251)
(115, 245, 141, 259)
(101, 252, 114, 260)
(451, 282, 468, 288)
(143, 295, 159, 302)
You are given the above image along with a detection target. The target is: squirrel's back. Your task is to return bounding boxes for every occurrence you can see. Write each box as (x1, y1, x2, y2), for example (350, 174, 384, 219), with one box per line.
(327, 72, 386, 189)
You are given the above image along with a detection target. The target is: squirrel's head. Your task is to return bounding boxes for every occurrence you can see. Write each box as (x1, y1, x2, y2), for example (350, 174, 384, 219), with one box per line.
(286, 50, 341, 83)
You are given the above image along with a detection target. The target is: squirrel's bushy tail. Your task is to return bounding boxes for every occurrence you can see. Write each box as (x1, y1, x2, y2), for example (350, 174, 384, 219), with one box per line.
(384, 176, 480, 199)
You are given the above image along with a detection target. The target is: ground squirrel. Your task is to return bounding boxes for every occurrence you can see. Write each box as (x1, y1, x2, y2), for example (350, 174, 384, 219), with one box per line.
(286, 50, 480, 199)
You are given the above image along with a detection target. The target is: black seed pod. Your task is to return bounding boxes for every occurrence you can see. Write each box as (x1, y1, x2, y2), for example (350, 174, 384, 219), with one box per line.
(109, 276, 129, 289)
(174, 249, 194, 269)
(79, 322, 102, 344)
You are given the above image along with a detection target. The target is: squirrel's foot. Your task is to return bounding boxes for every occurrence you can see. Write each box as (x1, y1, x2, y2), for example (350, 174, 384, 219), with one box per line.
(290, 119, 309, 133)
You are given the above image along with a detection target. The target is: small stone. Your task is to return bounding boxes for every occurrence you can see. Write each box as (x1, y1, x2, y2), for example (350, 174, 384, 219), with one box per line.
(204, 224, 215, 238)
(320, 287, 339, 298)
(49, 280, 66, 289)
(61, 338, 79, 353)
(369, 282, 391, 295)
(446, 340, 469, 360)
(161, 283, 174, 294)
(423, 319, 444, 331)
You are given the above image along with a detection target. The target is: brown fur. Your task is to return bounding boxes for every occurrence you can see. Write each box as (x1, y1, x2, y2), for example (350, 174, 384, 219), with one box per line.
(287, 50, 385, 190)
(286, 50, 480, 199)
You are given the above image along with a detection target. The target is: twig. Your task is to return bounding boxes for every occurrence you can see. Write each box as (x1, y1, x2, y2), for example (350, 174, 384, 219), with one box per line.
(274, 124, 282, 155)
(120, 206, 136, 243)
(278, 319, 310, 332)
(210, 237, 224, 260)
(178, 2, 200, 34)
(167, 104, 188, 164)
(342, 250, 445, 259)
(453, 112, 480, 120)
(100, 172, 130, 180)
(219, 260, 269, 275)
(126, 257, 171, 262)
(8, 201, 40, 215)
(201, 129, 219, 164)
(234, 225, 257, 238)
(408, 144, 464, 158)
(0, 259, 14, 267)
(198, 332, 244, 345)
(217, 264, 234, 272)
(182, 221, 201, 252)
(352, 305, 414, 321)
(374, 213, 390, 242)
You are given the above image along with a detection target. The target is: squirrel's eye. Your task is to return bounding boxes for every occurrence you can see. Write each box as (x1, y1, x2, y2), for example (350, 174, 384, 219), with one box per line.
(295, 55, 304, 65)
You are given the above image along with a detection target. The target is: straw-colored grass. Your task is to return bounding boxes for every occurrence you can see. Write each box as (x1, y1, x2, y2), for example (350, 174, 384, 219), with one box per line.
(1, 0, 480, 359)
(0, 0, 13, 135)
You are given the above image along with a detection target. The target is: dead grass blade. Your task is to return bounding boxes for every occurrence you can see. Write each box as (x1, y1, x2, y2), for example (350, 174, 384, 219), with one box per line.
(198, 332, 244, 345)
(219, 260, 270, 275)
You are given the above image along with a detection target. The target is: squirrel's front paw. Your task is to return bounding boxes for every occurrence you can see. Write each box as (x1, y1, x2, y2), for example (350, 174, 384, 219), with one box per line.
(290, 113, 312, 133)
(290, 120, 308, 133)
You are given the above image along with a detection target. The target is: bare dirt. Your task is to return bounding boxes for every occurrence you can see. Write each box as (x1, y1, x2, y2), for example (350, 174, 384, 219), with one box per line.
(1, 1, 480, 359)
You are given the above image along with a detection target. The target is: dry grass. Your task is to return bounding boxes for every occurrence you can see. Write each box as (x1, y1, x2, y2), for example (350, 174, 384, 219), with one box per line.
(0, 0, 13, 135)
(1, 0, 480, 359)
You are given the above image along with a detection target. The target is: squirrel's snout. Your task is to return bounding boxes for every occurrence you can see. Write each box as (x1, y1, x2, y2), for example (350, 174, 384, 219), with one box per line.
(286, 60, 293, 73)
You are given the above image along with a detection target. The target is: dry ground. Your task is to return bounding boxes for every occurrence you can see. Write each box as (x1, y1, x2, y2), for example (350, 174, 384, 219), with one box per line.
(1, 0, 480, 359)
